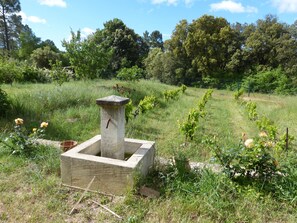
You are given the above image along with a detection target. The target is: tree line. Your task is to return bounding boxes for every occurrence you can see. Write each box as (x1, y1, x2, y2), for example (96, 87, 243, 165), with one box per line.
(1, 0, 297, 94)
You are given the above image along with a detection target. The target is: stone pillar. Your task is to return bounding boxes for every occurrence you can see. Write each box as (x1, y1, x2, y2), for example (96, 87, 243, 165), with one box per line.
(96, 95, 130, 160)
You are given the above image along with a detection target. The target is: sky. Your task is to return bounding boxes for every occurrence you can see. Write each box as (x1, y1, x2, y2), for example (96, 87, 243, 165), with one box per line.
(19, 0, 297, 50)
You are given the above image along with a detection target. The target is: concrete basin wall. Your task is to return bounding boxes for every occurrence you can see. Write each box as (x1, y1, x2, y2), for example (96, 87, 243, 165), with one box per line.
(61, 135, 155, 195)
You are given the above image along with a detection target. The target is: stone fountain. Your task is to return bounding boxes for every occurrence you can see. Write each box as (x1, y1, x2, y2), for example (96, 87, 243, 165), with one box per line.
(60, 95, 155, 195)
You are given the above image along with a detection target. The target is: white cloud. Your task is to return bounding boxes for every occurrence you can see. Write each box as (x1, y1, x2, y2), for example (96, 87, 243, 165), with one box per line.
(66, 27, 95, 42)
(81, 27, 95, 37)
(151, 0, 195, 7)
(18, 11, 47, 24)
(151, 0, 178, 6)
(272, 0, 297, 13)
(210, 0, 258, 13)
(38, 0, 67, 8)
(185, 0, 195, 7)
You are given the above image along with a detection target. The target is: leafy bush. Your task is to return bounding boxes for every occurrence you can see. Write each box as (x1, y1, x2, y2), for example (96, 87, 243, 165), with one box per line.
(49, 60, 72, 86)
(21, 63, 50, 83)
(180, 84, 187, 93)
(30, 46, 60, 69)
(179, 89, 213, 140)
(0, 87, 10, 116)
(242, 68, 293, 94)
(116, 66, 144, 81)
(245, 101, 258, 121)
(256, 116, 278, 139)
(178, 109, 201, 140)
(200, 76, 220, 88)
(138, 95, 156, 114)
(213, 133, 281, 181)
(163, 89, 180, 101)
(125, 100, 134, 122)
(0, 59, 50, 84)
(0, 118, 48, 157)
(234, 88, 244, 100)
(0, 59, 22, 83)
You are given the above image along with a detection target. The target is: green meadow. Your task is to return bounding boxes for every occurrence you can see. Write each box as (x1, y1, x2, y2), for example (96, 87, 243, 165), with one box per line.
(0, 80, 296, 222)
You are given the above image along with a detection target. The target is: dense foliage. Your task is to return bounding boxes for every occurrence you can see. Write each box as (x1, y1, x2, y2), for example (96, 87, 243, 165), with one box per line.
(0, 1, 297, 95)
(0, 86, 10, 116)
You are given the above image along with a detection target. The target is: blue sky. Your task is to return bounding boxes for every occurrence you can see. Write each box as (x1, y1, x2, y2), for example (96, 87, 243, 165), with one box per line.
(19, 0, 297, 50)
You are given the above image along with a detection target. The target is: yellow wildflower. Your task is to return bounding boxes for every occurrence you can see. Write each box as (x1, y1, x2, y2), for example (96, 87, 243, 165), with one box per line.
(15, 118, 24, 125)
(259, 131, 268, 138)
(264, 141, 275, 148)
(40, 122, 48, 128)
(244, 139, 254, 148)
(242, 132, 247, 141)
(33, 128, 37, 133)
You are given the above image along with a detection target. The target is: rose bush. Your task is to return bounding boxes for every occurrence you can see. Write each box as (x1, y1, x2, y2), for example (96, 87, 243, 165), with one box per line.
(0, 118, 48, 157)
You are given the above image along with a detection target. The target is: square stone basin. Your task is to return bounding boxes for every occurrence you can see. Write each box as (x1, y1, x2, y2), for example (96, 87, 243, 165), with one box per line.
(61, 135, 155, 195)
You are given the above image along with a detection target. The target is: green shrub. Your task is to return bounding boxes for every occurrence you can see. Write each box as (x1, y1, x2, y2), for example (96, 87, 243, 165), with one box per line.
(0, 59, 50, 84)
(242, 68, 292, 94)
(116, 66, 144, 81)
(234, 88, 244, 100)
(255, 116, 278, 140)
(201, 76, 220, 88)
(138, 95, 156, 114)
(0, 59, 22, 83)
(163, 89, 180, 101)
(180, 84, 187, 93)
(125, 100, 134, 122)
(178, 109, 200, 140)
(0, 87, 10, 116)
(0, 118, 49, 157)
(213, 134, 281, 181)
(179, 89, 213, 141)
(22, 63, 50, 83)
(49, 60, 71, 86)
(245, 101, 258, 121)
(31, 46, 60, 69)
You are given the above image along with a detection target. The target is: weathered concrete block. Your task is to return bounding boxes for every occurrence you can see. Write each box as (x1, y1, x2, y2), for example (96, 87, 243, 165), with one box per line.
(60, 135, 155, 195)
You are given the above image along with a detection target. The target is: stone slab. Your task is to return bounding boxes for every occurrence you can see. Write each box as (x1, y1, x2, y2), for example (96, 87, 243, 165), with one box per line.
(61, 135, 155, 195)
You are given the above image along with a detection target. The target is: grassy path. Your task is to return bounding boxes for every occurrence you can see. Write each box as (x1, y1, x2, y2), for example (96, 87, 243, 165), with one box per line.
(203, 91, 258, 148)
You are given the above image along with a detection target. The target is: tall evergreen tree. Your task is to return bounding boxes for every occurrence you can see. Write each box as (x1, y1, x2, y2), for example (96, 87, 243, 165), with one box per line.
(0, 0, 22, 55)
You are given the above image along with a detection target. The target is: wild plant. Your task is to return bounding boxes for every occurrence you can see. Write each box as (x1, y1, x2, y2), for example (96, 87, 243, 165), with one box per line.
(245, 101, 258, 120)
(163, 89, 180, 101)
(213, 132, 281, 181)
(0, 118, 48, 157)
(180, 84, 187, 93)
(234, 88, 244, 100)
(137, 95, 156, 114)
(179, 89, 213, 141)
(0, 87, 10, 116)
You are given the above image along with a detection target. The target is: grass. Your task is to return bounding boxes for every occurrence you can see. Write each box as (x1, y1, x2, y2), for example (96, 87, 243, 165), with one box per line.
(0, 79, 297, 222)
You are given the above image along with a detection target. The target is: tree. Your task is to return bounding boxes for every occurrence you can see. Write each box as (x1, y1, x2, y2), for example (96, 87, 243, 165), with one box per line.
(0, 0, 22, 55)
(143, 30, 163, 50)
(39, 39, 59, 53)
(165, 19, 196, 85)
(144, 48, 164, 81)
(144, 48, 177, 84)
(150, 30, 163, 49)
(101, 18, 147, 72)
(30, 46, 60, 69)
(62, 30, 112, 79)
(18, 25, 41, 59)
(184, 15, 240, 78)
